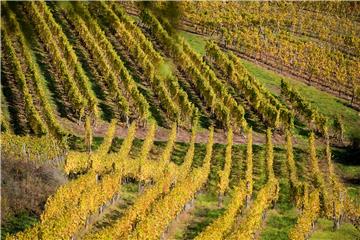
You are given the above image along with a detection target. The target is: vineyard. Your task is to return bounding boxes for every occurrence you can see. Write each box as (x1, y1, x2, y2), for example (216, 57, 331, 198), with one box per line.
(1, 1, 359, 240)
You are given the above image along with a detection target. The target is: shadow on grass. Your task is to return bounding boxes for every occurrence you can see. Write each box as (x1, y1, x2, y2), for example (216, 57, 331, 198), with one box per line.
(170, 142, 190, 165)
(191, 143, 207, 169)
(138, 84, 168, 128)
(48, 2, 115, 122)
(1, 212, 38, 239)
(12, 4, 70, 119)
(332, 146, 360, 186)
(0, 73, 24, 135)
(244, 112, 266, 134)
(332, 147, 360, 167)
(67, 135, 104, 151)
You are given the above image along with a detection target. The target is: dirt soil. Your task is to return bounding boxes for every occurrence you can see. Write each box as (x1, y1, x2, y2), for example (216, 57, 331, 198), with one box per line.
(60, 118, 295, 145)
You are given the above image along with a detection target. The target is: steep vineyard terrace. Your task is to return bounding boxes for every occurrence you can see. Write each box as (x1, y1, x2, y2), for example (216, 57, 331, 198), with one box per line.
(1, 2, 359, 240)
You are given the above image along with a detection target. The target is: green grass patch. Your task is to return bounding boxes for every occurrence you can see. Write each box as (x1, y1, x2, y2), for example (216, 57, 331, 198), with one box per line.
(310, 218, 360, 240)
(260, 178, 298, 240)
(174, 192, 228, 240)
(260, 209, 298, 240)
(179, 31, 207, 56)
(89, 182, 139, 234)
(158, 60, 175, 79)
(252, 144, 267, 192)
(1, 213, 38, 240)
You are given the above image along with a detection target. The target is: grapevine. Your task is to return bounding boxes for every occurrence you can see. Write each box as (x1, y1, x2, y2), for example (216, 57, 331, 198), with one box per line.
(218, 127, 233, 206)
(1, 27, 47, 136)
(128, 127, 214, 240)
(24, 2, 87, 119)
